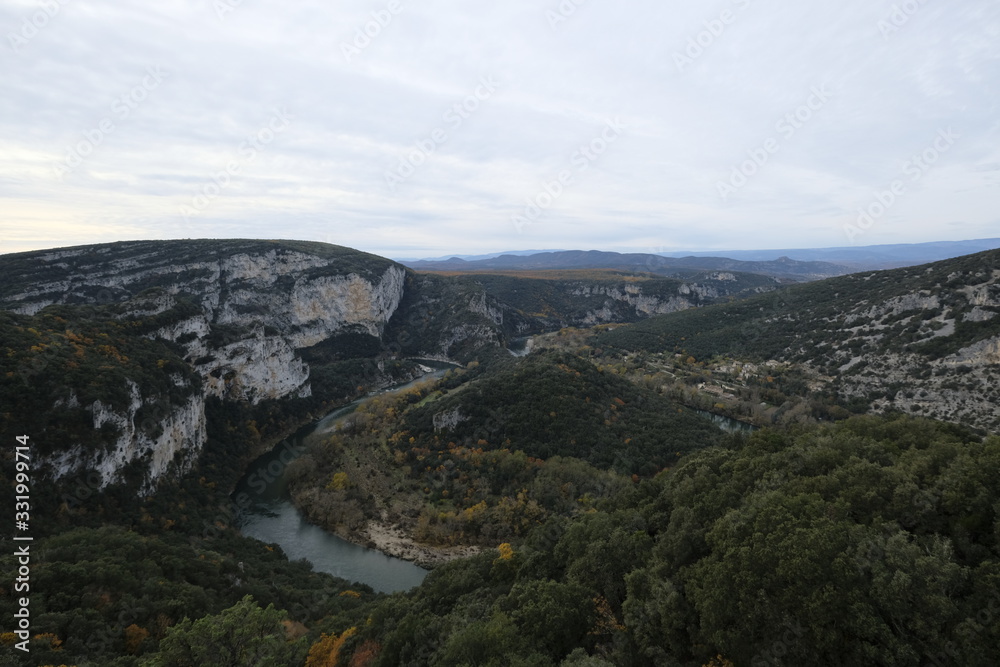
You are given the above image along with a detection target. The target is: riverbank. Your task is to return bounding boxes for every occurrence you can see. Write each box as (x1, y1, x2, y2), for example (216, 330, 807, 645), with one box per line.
(361, 521, 482, 569)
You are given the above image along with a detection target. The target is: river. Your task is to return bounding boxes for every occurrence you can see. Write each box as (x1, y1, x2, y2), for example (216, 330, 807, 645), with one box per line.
(234, 363, 455, 594)
(234, 360, 754, 594)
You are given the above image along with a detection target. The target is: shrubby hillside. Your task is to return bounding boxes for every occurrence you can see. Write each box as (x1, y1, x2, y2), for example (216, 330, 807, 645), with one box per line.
(403, 350, 720, 474)
(599, 249, 1000, 431)
(287, 350, 721, 554)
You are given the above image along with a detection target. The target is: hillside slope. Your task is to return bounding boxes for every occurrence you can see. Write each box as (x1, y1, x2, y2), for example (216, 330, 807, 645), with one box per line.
(599, 249, 1000, 431)
(389, 270, 779, 357)
(286, 350, 722, 562)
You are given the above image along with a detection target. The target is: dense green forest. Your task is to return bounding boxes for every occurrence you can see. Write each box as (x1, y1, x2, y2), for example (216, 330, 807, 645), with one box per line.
(350, 416, 1000, 666)
(287, 351, 721, 549)
(6, 415, 996, 665)
(0, 307, 200, 464)
(401, 351, 721, 474)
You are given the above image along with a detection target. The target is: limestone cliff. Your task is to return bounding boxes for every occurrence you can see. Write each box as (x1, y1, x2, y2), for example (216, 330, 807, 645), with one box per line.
(48, 386, 207, 492)
(1, 240, 407, 404)
(0, 240, 408, 489)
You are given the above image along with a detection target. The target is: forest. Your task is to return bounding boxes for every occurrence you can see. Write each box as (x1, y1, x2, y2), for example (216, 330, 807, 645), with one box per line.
(351, 415, 1000, 666)
(286, 350, 723, 550)
(4, 413, 997, 665)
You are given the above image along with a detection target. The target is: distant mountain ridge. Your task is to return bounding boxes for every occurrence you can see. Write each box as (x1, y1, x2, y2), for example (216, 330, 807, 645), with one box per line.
(656, 237, 1000, 268)
(400, 238, 1000, 277)
(402, 249, 850, 282)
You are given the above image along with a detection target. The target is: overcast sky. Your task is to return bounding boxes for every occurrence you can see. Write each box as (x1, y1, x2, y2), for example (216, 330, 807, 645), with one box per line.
(1, 0, 998, 259)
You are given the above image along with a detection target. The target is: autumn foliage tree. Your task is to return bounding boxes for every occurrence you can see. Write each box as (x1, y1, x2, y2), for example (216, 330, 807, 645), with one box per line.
(306, 627, 356, 667)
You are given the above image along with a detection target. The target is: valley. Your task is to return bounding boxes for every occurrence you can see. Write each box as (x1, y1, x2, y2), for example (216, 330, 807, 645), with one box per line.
(0, 240, 997, 666)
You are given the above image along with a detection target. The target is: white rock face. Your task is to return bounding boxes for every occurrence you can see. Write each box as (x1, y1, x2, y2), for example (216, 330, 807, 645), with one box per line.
(948, 335, 1000, 366)
(286, 266, 406, 347)
(46, 382, 207, 491)
(964, 306, 998, 323)
(433, 407, 467, 432)
(467, 293, 504, 326)
(4, 242, 410, 489)
(203, 331, 311, 403)
(573, 283, 700, 322)
(847, 292, 941, 324)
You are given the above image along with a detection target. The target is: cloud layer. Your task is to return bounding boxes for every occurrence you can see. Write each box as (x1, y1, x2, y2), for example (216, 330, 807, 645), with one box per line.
(1, 0, 998, 258)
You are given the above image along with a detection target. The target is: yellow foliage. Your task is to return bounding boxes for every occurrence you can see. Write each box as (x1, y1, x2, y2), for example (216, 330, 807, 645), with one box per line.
(702, 656, 735, 667)
(461, 500, 488, 521)
(326, 471, 350, 491)
(339, 590, 362, 598)
(124, 624, 149, 654)
(496, 542, 515, 561)
(306, 627, 357, 667)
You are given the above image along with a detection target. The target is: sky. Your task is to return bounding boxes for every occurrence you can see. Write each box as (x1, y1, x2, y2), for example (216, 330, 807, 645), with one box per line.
(1, 0, 998, 260)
